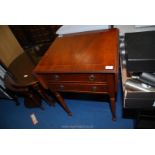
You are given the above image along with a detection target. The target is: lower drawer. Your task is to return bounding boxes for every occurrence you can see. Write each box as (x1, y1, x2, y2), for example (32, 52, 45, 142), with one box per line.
(49, 83, 108, 93)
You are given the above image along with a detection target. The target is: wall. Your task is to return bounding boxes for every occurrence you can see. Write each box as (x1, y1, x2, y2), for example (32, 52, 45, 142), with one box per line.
(0, 25, 24, 67)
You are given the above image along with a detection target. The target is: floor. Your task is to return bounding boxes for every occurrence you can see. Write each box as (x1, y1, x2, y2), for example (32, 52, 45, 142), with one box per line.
(0, 82, 134, 129)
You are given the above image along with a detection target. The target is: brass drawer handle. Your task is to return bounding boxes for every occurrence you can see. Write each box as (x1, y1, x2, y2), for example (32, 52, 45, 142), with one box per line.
(60, 84, 64, 90)
(54, 74, 60, 80)
(92, 86, 97, 92)
(89, 74, 96, 81)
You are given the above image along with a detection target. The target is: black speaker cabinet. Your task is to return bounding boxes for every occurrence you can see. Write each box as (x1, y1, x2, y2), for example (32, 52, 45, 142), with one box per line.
(125, 30, 155, 72)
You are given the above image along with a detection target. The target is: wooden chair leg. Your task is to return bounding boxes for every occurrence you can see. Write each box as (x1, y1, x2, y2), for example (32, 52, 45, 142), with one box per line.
(25, 91, 44, 110)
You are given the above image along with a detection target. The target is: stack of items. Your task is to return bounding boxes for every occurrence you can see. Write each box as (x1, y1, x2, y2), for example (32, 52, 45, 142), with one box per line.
(125, 73, 155, 92)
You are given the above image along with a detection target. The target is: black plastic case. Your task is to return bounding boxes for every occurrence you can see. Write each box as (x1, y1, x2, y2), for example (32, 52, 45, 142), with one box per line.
(125, 30, 155, 72)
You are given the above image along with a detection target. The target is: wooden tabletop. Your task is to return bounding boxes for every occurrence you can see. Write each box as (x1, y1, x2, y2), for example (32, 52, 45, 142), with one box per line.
(34, 28, 119, 74)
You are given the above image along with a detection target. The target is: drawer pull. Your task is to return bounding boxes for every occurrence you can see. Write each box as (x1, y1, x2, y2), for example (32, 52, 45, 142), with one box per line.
(89, 74, 96, 81)
(60, 84, 64, 90)
(92, 86, 97, 92)
(54, 74, 60, 80)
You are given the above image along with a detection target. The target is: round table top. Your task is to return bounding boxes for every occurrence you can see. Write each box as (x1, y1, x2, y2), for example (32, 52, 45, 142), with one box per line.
(8, 53, 38, 86)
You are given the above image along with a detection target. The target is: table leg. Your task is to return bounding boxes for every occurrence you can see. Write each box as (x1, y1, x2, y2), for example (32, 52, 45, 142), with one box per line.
(54, 92, 72, 116)
(107, 75, 116, 121)
(109, 96, 116, 121)
(33, 84, 56, 106)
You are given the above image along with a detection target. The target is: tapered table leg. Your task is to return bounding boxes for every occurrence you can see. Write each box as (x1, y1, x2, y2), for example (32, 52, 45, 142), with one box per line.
(33, 84, 56, 106)
(54, 92, 72, 116)
(109, 97, 116, 121)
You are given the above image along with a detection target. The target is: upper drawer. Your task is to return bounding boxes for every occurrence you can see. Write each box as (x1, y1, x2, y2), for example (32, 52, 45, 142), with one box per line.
(40, 73, 107, 83)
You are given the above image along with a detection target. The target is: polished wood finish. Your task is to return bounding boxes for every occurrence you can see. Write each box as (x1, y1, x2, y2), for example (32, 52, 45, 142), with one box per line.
(34, 29, 119, 74)
(53, 92, 72, 116)
(38, 73, 107, 83)
(48, 83, 108, 93)
(34, 28, 119, 120)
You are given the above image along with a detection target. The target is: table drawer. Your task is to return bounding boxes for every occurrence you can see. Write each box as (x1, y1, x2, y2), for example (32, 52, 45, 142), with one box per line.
(49, 83, 108, 93)
(40, 73, 107, 83)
